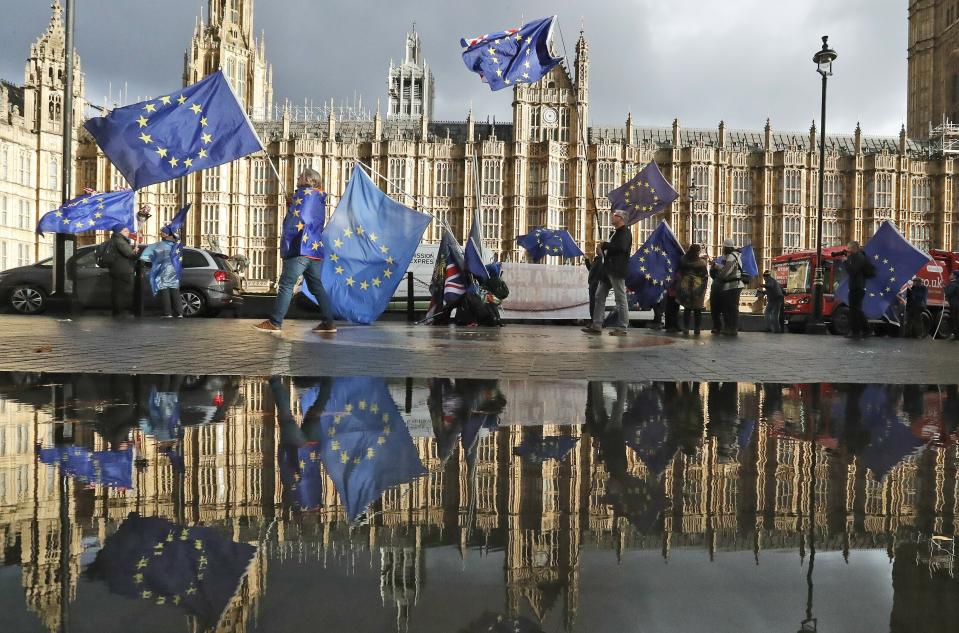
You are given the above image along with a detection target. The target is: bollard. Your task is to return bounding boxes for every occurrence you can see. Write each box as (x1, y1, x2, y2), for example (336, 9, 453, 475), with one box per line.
(407, 271, 415, 322)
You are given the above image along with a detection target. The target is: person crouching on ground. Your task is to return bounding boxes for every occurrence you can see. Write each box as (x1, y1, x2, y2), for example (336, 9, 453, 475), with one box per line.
(583, 210, 631, 337)
(677, 243, 708, 336)
(139, 228, 182, 318)
(108, 224, 139, 318)
(255, 168, 337, 335)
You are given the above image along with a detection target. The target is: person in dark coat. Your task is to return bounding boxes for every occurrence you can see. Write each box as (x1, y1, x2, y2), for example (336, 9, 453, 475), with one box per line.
(945, 270, 959, 341)
(758, 270, 784, 333)
(717, 239, 745, 336)
(583, 210, 632, 336)
(904, 277, 928, 338)
(108, 224, 139, 318)
(709, 260, 724, 334)
(677, 243, 708, 336)
(843, 240, 874, 338)
(585, 252, 605, 319)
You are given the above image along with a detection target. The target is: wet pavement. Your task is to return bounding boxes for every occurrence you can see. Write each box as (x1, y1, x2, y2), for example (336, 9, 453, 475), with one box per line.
(0, 373, 957, 632)
(0, 315, 956, 383)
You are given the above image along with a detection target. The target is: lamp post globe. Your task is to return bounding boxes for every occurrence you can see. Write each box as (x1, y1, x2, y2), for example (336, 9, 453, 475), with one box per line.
(809, 36, 837, 334)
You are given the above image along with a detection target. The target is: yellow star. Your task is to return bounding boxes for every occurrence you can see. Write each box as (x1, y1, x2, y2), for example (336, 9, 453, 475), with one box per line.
(369, 233, 378, 242)
(496, 69, 503, 76)
(141, 590, 153, 599)
(200, 117, 208, 127)
(302, 234, 309, 244)
(370, 403, 379, 413)
(294, 197, 303, 206)
(330, 253, 339, 262)
(360, 281, 369, 290)
(62, 218, 70, 224)
(346, 276, 355, 286)
(183, 158, 193, 168)
(156, 147, 168, 158)
(54, 210, 62, 217)
(303, 188, 314, 196)
(366, 448, 376, 460)
(378, 436, 386, 445)
(311, 241, 320, 251)
(340, 451, 349, 464)
(144, 103, 156, 113)
(177, 95, 187, 105)
(139, 132, 152, 144)
(372, 277, 381, 287)
(382, 413, 390, 423)
(201, 133, 213, 144)
(169, 157, 178, 168)
(343, 228, 353, 237)
(504, 78, 511, 85)
(296, 221, 305, 231)
(359, 400, 367, 409)
(137, 557, 149, 569)
(334, 238, 343, 248)
(190, 103, 202, 114)
(88, 219, 96, 227)
(335, 265, 344, 274)
(386, 256, 394, 265)
(159, 95, 171, 105)
(522, 72, 530, 79)
(383, 269, 393, 278)
(198, 148, 208, 158)
(380, 245, 390, 254)
(137, 115, 149, 128)
(94, 212, 102, 218)
(292, 209, 300, 217)
(355, 225, 365, 236)
(488, 47, 496, 54)
(134, 573, 144, 584)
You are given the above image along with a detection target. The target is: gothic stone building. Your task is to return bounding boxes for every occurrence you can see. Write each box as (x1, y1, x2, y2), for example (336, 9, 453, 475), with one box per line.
(3, 1, 958, 292)
(907, 0, 959, 137)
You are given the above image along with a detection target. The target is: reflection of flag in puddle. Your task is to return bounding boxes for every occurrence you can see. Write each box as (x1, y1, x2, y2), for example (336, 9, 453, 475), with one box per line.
(857, 385, 925, 478)
(38, 445, 133, 490)
(86, 512, 256, 629)
(513, 435, 578, 464)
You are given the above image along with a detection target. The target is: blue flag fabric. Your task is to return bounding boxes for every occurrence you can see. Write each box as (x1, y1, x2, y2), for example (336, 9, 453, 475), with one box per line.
(36, 190, 135, 236)
(740, 245, 760, 278)
(320, 165, 431, 324)
(140, 387, 182, 442)
(516, 228, 585, 262)
(513, 436, 579, 464)
(464, 211, 490, 281)
(278, 442, 324, 511)
(425, 227, 467, 320)
(38, 445, 133, 489)
(84, 71, 263, 190)
(626, 221, 685, 309)
(460, 16, 563, 91)
(834, 221, 930, 318)
(87, 512, 256, 626)
(281, 186, 327, 259)
(857, 385, 924, 478)
(162, 203, 191, 239)
(607, 161, 679, 225)
(317, 377, 427, 522)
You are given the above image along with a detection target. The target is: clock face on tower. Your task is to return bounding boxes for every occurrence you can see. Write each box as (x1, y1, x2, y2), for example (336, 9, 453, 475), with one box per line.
(542, 107, 558, 125)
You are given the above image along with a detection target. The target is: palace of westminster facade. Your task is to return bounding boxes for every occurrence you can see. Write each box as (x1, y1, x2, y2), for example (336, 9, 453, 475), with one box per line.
(2, 1, 959, 290)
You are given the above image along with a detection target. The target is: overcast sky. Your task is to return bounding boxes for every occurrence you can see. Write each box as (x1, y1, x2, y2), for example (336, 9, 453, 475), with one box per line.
(0, 0, 908, 136)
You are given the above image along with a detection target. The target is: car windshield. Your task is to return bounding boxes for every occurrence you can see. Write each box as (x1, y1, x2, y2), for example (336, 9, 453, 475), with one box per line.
(777, 260, 811, 293)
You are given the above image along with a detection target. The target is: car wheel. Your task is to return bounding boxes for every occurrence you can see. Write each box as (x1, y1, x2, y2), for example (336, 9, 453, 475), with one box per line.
(9, 286, 47, 314)
(934, 311, 952, 339)
(828, 306, 850, 336)
(179, 289, 207, 317)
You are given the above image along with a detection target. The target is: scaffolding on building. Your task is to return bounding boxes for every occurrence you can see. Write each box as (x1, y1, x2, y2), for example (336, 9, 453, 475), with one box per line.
(930, 117, 959, 155)
(275, 95, 374, 122)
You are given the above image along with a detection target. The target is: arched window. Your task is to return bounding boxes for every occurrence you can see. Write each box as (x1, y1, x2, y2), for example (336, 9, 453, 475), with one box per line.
(48, 94, 62, 121)
(48, 157, 58, 191)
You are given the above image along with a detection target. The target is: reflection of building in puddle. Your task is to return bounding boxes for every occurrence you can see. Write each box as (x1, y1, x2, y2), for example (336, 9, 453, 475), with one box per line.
(0, 378, 956, 632)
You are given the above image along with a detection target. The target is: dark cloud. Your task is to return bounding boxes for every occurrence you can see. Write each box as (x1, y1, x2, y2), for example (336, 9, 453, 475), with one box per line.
(0, 0, 906, 135)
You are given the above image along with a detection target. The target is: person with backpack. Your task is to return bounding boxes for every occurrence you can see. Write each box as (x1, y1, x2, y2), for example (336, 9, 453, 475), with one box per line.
(843, 240, 875, 339)
(717, 239, 746, 336)
(677, 243, 708, 336)
(945, 270, 959, 341)
(139, 227, 182, 318)
(99, 225, 139, 317)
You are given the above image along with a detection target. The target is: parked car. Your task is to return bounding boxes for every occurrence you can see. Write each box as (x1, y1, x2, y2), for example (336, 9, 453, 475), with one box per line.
(0, 244, 242, 316)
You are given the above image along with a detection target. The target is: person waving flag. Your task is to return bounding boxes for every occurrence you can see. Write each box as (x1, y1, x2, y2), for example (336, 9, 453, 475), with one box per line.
(460, 16, 563, 91)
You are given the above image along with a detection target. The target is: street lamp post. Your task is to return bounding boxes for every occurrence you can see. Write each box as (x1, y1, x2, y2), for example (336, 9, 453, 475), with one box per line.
(53, 0, 76, 302)
(809, 36, 837, 335)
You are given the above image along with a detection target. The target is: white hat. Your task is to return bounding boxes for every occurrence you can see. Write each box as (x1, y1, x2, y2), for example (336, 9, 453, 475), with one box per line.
(723, 238, 735, 249)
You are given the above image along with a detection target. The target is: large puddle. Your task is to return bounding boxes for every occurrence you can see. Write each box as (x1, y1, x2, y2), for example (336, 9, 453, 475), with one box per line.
(0, 374, 956, 632)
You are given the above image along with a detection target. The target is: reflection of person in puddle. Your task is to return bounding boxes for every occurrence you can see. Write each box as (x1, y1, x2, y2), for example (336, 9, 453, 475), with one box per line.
(586, 381, 665, 532)
(707, 382, 741, 460)
(427, 378, 506, 464)
(269, 376, 331, 513)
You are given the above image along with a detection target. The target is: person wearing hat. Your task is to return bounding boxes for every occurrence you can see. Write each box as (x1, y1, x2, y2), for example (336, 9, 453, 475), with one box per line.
(139, 227, 183, 318)
(106, 224, 139, 318)
(715, 238, 745, 335)
(583, 209, 632, 336)
(945, 270, 959, 340)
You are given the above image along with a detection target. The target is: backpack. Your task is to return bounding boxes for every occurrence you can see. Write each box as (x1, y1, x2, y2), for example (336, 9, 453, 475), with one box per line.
(95, 240, 116, 268)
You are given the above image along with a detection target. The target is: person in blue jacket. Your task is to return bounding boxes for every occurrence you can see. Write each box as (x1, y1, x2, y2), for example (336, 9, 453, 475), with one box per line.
(139, 228, 182, 318)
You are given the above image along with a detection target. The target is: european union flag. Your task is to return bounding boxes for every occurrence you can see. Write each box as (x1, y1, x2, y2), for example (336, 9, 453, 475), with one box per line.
(162, 203, 191, 238)
(516, 227, 585, 262)
(835, 221, 931, 318)
(464, 209, 491, 281)
(460, 16, 563, 91)
(36, 190, 135, 236)
(317, 377, 427, 522)
(626, 221, 684, 309)
(278, 442, 324, 511)
(856, 385, 924, 478)
(425, 227, 466, 319)
(86, 512, 257, 628)
(607, 161, 679, 225)
(513, 435, 579, 464)
(281, 186, 327, 259)
(38, 445, 133, 489)
(84, 71, 264, 190)
(320, 166, 431, 324)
